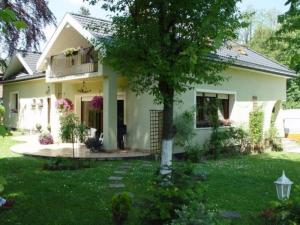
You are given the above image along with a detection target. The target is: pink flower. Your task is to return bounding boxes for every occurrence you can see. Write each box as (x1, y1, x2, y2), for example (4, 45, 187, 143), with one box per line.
(55, 98, 74, 113)
(90, 96, 103, 110)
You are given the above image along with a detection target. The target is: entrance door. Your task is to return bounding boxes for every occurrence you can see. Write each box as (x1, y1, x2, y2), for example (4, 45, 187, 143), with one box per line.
(81, 97, 103, 132)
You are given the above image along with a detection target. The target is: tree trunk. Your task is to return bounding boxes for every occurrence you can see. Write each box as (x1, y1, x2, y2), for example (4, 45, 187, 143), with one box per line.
(160, 87, 174, 175)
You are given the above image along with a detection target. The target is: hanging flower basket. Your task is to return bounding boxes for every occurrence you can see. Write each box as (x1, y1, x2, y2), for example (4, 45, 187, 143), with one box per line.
(55, 98, 74, 113)
(90, 96, 103, 110)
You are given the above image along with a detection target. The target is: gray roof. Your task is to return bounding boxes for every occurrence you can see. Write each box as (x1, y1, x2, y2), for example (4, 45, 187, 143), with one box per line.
(70, 13, 112, 37)
(17, 51, 41, 73)
(215, 42, 296, 77)
(70, 13, 296, 77)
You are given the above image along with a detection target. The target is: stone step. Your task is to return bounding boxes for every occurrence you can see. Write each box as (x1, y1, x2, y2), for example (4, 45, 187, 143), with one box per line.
(109, 176, 123, 181)
(109, 183, 125, 188)
(114, 171, 127, 175)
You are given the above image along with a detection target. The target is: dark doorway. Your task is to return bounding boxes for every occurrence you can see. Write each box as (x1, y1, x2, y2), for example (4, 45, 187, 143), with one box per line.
(117, 100, 126, 149)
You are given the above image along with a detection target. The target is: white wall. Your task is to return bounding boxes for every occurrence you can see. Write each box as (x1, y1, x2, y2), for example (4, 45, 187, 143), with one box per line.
(125, 66, 287, 151)
(282, 109, 300, 134)
(3, 79, 50, 131)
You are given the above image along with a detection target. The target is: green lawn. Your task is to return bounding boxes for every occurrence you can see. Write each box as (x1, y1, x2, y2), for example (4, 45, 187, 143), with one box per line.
(1, 135, 300, 224)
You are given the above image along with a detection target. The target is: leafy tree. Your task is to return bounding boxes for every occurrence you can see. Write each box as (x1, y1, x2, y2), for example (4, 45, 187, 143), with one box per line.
(78, 6, 91, 16)
(88, 0, 242, 173)
(0, 1, 55, 57)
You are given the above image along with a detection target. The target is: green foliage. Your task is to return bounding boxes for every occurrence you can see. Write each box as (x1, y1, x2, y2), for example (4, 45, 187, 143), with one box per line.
(265, 115, 283, 152)
(111, 192, 133, 225)
(0, 124, 11, 137)
(0, 103, 5, 124)
(184, 144, 204, 163)
(0, 176, 6, 193)
(140, 163, 205, 225)
(170, 202, 219, 225)
(249, 108, 264, 151)
(205, 127, 251, 158)
(59, 113, 79, 143)
(76, 123, 87, 143)
(261, 185, 300, 224)
(43, 157, 90, 171)
(174, 109, 195, 147)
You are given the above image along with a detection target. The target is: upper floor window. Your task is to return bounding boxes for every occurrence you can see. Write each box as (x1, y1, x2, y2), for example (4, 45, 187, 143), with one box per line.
(10, 92, 19, 113)
(196, 92, 231, 128)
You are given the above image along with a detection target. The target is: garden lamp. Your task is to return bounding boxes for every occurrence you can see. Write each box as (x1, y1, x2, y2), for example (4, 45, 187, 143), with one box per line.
(274, 171, 293, 200)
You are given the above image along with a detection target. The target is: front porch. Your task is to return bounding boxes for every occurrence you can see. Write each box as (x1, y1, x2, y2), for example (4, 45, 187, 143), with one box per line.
(11, 134, 151, 159)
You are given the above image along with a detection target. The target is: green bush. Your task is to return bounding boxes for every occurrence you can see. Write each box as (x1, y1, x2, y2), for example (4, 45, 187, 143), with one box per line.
(112, 192, 132, 225)
(60, 113, 79, 142)
(249, 108, 264, 151)
(140, 163, 205, 225)
(205, 127, 251, 159)
(265, 115, 283, 152)
(170, 201, 218, 225)
(0, 103, 5, 124)
(184, 144, 204, 163)
(0, 125, 11, 137)
(174, 109, 195, 147)
(261, 185, 300, 224)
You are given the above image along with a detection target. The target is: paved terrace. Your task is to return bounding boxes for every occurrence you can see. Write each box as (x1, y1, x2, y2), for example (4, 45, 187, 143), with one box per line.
(11, 135, 151, 159)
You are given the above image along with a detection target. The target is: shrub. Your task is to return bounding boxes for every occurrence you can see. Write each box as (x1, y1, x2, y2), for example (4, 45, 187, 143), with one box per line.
(261, 185, 300, 224)
(39, 132, 54, 145)
(170, 201, 218, 225)
(0, 103, 5, 124)
(140, 163, 205, 225)
(76, 123, 87, 143)
(205, 127, 251, 158)
(112, 192, 133, 225)
(265, 115, 283, 152)
(184, 144, 204, 163)
(174, 109, 195, 147)
(43, 157, 90, 170)
(249, 108, 264, 151)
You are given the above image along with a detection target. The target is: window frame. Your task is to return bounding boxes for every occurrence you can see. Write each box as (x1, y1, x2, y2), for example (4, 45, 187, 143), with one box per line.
(10, 92, 19, 114)
(194, 89, 236, 129)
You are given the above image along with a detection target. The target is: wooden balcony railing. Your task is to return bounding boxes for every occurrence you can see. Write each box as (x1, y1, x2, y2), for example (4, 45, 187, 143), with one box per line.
(50, 47, 98, 78)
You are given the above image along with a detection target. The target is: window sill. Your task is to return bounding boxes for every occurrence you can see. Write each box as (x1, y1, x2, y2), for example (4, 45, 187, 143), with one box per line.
(195, 126, 231, 130)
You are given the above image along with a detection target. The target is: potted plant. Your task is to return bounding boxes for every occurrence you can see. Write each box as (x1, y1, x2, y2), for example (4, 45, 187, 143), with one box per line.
(36, 123, 42, 133)
(38, 99, 43, 109)
(55, 98, 74, 113)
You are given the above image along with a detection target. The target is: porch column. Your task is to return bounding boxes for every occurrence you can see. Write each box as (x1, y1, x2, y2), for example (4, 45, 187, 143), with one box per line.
(103, 67, 118, 150)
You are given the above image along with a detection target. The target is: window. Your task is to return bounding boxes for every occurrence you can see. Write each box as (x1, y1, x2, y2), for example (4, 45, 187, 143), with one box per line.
(196, 92, 231, 128)
(10, 93, 19, 113)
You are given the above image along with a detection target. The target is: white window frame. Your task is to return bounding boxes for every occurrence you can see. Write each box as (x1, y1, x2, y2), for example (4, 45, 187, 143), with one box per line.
(194, 89, 236, 130)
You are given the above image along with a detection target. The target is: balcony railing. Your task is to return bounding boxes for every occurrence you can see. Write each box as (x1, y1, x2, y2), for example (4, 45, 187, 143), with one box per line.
(50, 47, 98, 78)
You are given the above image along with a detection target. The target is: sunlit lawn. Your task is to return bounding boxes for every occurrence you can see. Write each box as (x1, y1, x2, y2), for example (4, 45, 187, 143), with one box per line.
(1, 134, 300, 225)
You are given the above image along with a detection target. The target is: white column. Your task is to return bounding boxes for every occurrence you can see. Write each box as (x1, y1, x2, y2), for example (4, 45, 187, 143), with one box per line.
(103, 67, 118, 150)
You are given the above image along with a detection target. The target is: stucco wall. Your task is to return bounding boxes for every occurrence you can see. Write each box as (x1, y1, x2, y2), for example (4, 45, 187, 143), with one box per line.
(125, 67, 287, 151)
(3, 79, 49, 130)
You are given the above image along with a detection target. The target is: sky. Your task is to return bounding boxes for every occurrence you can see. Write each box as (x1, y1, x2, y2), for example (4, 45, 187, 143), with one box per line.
(41, 0, 290, 50)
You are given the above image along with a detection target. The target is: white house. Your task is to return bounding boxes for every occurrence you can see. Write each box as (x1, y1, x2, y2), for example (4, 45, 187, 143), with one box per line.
(2, 13, 296, 153)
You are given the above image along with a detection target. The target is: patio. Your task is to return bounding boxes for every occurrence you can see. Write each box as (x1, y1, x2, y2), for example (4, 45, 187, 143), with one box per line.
(10, 135, 151, 159)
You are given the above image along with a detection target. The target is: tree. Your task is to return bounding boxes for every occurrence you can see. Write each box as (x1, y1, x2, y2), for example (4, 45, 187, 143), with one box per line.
(78, 6, 91, 16)
(89, 0, 242, 174)
(0, 1, 55, 57)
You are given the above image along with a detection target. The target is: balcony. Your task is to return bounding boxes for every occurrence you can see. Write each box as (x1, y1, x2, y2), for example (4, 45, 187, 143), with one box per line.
(49, 47, 98, 78)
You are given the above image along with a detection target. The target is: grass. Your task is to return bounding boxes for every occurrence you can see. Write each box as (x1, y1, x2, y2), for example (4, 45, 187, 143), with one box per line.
(1, 134, 300, 224)
(0, 135, 158, 225)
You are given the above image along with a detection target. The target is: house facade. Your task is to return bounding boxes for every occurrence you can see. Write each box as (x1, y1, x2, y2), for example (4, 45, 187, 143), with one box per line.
(2, 13, 296, 152)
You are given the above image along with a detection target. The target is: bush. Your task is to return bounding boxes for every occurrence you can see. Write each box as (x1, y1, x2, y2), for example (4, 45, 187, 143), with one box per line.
(76, 123, 87, 143)
(265, 115, 283, 152)
(140, 163, 205, 225)
(261, 185, 300, 224)
(39, 132, 54, 145)
(170, 201, 218, 225)
(0, 125, 11, 137)
(0, 103, 5, 124)
(112, 192, 133, 225)
(249, 108, 264, 151)
(205, 127, 251, 159)
(43, 157, 90, 170)
(174, 109, 195, 147)
(60, 113, 79, 142)
(184, 144, 204, 163)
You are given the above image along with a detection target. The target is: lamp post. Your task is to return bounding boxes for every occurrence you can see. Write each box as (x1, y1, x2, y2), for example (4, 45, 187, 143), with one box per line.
(274, 171, 293, 200)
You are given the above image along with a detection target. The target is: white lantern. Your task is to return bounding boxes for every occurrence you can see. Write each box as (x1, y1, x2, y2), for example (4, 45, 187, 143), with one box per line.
(274, 171, 293, 200)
